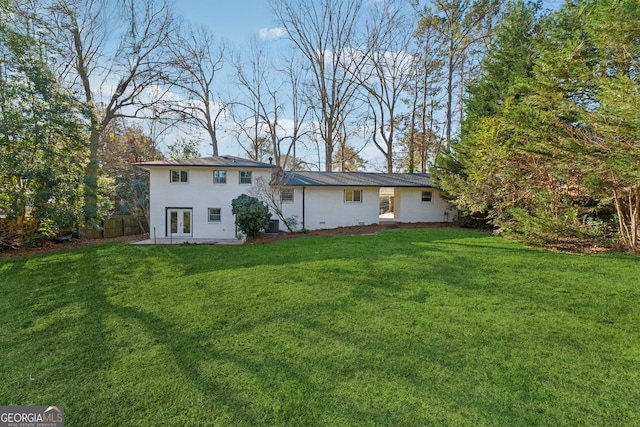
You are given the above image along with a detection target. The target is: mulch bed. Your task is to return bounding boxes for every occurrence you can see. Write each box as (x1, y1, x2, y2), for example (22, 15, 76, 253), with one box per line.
(247, 222, 456, 244)
(2, 222, 616, 259)
(1, 223, 456, 259)
(0, 234, 148, 260)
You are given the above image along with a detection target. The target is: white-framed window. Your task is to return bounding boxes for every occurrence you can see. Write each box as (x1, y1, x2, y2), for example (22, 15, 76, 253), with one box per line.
(281, 188, 294, 203)
(213, 170, 227, 184)
(345, 189, 363, 203)
(208, 208, 222, 222)
(421, 191, 433, 202)
(170, 170, 188, 183)
(239, 171, 252, 184)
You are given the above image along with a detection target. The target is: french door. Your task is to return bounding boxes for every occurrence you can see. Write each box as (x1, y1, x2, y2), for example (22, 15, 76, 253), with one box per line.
(167, 208, 192, 237)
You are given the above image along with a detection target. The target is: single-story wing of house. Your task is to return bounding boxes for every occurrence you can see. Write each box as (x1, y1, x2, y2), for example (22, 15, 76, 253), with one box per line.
(276, 170, 455, 231)
(135, 156, 455, 240)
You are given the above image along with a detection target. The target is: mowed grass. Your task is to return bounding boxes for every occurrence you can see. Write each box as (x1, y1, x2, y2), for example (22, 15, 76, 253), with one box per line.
(0, 228, 639, 426)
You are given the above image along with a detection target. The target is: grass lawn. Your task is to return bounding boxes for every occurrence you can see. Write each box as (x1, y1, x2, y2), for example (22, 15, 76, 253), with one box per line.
(1, 228, 639, 426)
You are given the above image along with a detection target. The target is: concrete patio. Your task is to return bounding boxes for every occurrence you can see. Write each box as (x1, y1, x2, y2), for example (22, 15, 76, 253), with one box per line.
(132, 237, 245, 246)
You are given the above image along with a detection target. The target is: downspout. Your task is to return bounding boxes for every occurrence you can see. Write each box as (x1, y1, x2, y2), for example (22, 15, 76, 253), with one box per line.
(302, 186, 306, 231)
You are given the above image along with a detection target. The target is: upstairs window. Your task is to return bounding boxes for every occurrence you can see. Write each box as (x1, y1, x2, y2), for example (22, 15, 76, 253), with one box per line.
(239, 171, 252, 184)
(345, 189, 363, 203)
(421, 191, 433, 202)
(281, 189, 294, 203)
(170, 170, 188, 183)
(213, 170, 227, 184)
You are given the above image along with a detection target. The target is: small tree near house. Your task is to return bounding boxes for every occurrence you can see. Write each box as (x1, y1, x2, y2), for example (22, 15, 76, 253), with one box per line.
(231, 194, 271, 238)
(250, 176, 299, 232)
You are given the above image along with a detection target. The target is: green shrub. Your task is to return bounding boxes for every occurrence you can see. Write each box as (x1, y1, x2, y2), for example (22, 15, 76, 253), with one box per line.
(231, 194, 271, 238)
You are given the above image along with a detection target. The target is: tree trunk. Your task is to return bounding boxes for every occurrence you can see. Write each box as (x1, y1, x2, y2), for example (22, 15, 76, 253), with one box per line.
(72, 21, 100, 223)
(84, 126, 101, 222)
(445, 49, 454, 148)
(613, 185, 640, 253)
(207, 126, 219, 156)
(325, 141, 333, 172)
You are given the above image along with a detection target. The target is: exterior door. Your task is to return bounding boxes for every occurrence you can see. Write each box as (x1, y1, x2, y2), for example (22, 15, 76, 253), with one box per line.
(167, 208, 192, 237)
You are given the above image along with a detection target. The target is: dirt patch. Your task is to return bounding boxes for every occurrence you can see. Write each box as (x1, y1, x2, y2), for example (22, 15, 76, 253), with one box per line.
(0, 234, 148, 260)
(0, 223, 620, 259)
(0, 223, 457, 259)
(550, 237, 619, 254)
(247, 222, 456, 245)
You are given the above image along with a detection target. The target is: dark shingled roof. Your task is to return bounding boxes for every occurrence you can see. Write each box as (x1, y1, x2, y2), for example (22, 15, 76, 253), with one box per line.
(134, 156, 275, 169)
(280, 171, 432, 188)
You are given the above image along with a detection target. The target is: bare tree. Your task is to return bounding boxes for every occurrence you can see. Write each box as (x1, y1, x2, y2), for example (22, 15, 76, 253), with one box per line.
(230, 39, 282, 162)
(356, 0, 415, 172)
(280, 54, 313, 170)
(273, 0, 368, 171)
(163, 22, 226, 156)
(42, 0, 173, 222)
(231, 39, 311, 168)
(250, 176, 299, 232)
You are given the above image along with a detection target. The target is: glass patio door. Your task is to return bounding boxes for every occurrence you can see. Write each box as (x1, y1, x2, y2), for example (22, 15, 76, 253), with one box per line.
(167, 208, 192, 237)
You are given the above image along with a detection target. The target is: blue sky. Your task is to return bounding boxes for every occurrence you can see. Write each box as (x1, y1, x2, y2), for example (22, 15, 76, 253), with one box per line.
(174, 0, 279, 45)
(162, 1, 287, 158)
(168, 0, 567, 165)
(174, 0, 565, 47)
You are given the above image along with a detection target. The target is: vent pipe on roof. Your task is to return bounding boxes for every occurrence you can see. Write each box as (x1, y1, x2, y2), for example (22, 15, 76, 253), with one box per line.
(269, 157, 273, 164)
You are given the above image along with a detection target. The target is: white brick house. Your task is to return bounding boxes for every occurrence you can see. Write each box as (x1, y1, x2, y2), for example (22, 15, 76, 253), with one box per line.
(136, 156, 455, 240)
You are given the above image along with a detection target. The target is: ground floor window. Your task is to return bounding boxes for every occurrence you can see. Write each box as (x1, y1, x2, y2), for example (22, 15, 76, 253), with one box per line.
(345, 189, 363, 203)
(421, 191, 433, 202)
(208, 208, 222, 222)
(281, 188, 294, 202)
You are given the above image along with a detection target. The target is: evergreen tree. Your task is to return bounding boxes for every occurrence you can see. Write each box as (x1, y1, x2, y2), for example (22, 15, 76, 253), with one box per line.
(548, 0, 640, 251)
(435, 0, 640, 251)
(0, 8, 87, 240)
(433, 0, 542, 228)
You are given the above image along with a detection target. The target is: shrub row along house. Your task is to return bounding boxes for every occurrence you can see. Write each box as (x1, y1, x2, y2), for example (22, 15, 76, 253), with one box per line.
(135, 156, 455, 240)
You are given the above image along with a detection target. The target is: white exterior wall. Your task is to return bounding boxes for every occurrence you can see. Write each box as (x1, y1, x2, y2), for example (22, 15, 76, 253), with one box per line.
(279, 186, 455, 231)
(395, 188, 455, 223)
(303, 187, 381, 230)
(148, 167, 273, 240)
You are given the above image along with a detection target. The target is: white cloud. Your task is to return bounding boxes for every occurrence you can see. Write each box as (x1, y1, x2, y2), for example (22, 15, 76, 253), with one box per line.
(259, 27, 287, 41)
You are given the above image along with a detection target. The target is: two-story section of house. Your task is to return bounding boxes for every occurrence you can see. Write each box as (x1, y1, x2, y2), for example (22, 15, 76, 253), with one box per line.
(135, 156, 275, 240)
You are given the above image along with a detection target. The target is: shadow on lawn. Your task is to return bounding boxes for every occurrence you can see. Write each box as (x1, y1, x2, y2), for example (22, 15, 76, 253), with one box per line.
(151, 228, 491, 276)
(5, 246, 389, 424)
(5, 230, 638, 425)
(82, 232, 516, 423)
(94, 278, 465, 425)
(4, 252, 117, 422)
